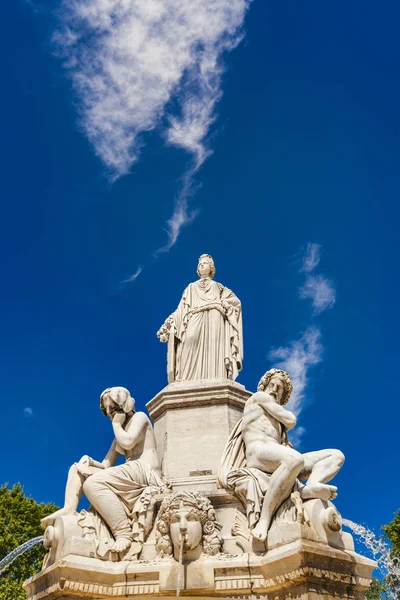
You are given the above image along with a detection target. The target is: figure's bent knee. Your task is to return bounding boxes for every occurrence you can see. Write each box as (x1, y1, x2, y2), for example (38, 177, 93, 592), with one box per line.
(285, 451, 304, 474)
(333, 450, 345, 467)
(83, 469, 108, 492)
(82, 477, 92, 497)
(82, 475, 99, 498)
(69, 463, 79, 476)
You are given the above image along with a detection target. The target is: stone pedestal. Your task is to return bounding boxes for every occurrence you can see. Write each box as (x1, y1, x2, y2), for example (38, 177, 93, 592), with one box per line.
(146, 379, 250, 487)
(24, 537, 375, 600)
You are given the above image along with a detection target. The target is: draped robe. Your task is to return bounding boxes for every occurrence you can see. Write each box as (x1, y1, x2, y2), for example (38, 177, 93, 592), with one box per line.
(218, 421, 301, 534)
(168, 278, 243, 382)
(77, 451, 164, 560)
(218, 418, 270, 532)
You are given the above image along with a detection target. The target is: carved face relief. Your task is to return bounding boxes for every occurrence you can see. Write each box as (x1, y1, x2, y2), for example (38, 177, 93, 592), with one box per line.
(155, 491, 223, 560)
(170, 506, 202, 555)
(265, 375, 285, 404)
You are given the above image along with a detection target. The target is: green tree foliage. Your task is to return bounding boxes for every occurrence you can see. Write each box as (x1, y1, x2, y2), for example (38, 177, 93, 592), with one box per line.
(366, 578, 390, 600)
(0, 483, 58, 600)
(365, 509, 400, 600)
(383, 510, 400, 558)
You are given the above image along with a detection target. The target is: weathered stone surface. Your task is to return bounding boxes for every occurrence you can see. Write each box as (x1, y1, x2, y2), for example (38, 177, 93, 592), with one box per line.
(219, 369, 346, 545)
(155, 491, 223, 560)
(24, 538, 375, 600)
(24, 258, 377, 600)
(147, 379, 250, 481)
(157, 254, 243, 383)
(28, 373, 375, 600)
(41, 387, 164, 560)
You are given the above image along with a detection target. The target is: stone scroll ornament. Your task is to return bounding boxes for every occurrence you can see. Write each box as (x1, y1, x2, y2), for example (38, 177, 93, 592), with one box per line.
(157, 254, 243, 383)
(155, 491, 223, 559)
(218, 369, 345, 544)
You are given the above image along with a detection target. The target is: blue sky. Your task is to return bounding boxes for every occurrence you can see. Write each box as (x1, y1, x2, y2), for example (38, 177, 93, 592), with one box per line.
(1, 0, 399, 546)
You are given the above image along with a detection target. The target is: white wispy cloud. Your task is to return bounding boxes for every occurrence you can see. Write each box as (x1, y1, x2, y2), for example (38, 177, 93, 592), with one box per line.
(121, 265, 143, 284)
(154, 169, 199, 255)
(299, 274, 336, 314)
(24, 407, 34, 418)
(55, 0, 253, 264)
(269, 326, 323, 447)
(267, 243, 336, 446)
(300, 242, 321, 273)
(270, 326, 323, 418)
(23, 0, 47, 14)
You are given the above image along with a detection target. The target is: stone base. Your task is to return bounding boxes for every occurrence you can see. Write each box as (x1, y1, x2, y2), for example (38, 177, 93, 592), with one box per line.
(24, 539, 375, 600)
(27, 378, 376, 599)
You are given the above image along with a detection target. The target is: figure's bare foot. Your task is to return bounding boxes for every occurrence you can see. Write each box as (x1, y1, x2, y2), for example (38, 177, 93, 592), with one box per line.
(251, 520, 269, 542)
(301, 483, 337, 501)
(111, 538, 132, 553)
(41, 508, 73, 528)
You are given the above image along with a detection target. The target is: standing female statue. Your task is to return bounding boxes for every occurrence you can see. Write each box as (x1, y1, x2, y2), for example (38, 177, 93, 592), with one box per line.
(157, 255, 243, 382)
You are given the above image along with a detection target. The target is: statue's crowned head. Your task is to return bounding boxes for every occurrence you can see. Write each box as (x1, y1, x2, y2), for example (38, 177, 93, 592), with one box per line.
(257, 368, 293, 405)
(100, 386, 135, 420)
(197, 254, 216, 279)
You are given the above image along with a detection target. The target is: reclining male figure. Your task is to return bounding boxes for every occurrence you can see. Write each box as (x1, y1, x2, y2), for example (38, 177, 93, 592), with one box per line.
(242, 369, 344, 542)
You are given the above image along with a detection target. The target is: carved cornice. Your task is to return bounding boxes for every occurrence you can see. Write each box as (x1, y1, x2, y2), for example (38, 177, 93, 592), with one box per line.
(24, 553, 374, 600)
(215, 565, 373, 593)
(147, 379, 251, 420)
(25, 570, 160, 600)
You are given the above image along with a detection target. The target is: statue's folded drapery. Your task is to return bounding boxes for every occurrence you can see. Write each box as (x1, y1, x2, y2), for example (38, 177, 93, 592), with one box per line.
(218, 419, 271, 532)
(170, 279, 243, 381)
(77, 459, 163, 558)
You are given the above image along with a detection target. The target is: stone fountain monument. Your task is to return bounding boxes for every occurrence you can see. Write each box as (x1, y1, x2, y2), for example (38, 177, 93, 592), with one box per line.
(24, 254, 375, 600)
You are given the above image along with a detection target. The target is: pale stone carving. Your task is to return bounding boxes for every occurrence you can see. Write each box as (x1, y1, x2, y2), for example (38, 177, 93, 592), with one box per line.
(157, 254, 243, 382)
(42, 387, 165, 558)
(155, 491, 223, 559)
(230, 493, 353, 554)
(25, 535, 375, 600)
(146, 378, 249, 480)
(22, 255, 378, 600)
(219, 368, 345, 543)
